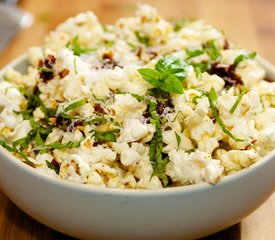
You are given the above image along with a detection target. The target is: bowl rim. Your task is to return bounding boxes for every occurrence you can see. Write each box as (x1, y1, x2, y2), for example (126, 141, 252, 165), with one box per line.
(0, 54, 275, 196)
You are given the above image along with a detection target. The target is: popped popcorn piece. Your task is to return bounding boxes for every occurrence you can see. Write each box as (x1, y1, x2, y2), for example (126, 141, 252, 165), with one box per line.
(166, 150, 224, 185)
(0, 4, 273, 190)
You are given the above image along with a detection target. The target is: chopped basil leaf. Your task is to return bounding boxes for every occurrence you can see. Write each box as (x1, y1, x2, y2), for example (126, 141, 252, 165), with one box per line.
(84, 116, 107, 125)
(0, 140, 34, 166)
(186, 148, 196, 154)
(186, 49, 204, 59)
(229, 88, 247, 114)
(2, 75, 10, 82)
(13, 109, 33, 120)
(127, 42, 136, 50)
(64, 99, 86, 112)
(74, 57, 78, 75)
(204, 40, 221, 61)
(93, 129, 120, 142)
(37, 66, 52, 72)
(175, 132, 181, 147)
(174, 19, 191, 32)
(149, 101, 169, 186)
(35, 129, 44, 146)
(134, 30, 150, 46)
(106, 40, 114, 48)
(233, 52, 256, 69)
(206, 87, 245, 142)
(190, 62, 210, 73)
(0, 140, 14, 152)
(45, 137, 84, 150)
(209, 87, 218, 101)
(46, 160, 59, 174)
(66, 36, 97, 56)
(193, 67, 202, 80)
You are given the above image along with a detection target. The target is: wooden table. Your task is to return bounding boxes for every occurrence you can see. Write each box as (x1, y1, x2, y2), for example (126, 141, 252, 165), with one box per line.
(0, 0, 274, 239)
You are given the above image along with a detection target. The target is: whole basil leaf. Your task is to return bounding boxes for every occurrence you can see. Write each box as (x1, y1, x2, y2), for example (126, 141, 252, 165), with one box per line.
(155, 55, 188, 81)
(160, 74, 183, 94)
(138, 68, 162, 87)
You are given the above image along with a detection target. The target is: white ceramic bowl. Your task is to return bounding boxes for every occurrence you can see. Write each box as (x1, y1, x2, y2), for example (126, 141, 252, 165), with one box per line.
(0, 56, 275, 240)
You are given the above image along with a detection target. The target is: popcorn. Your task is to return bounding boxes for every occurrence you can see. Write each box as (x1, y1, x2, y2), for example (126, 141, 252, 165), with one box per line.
(0, 4, 273, 190)
(166, 150, 224, 185)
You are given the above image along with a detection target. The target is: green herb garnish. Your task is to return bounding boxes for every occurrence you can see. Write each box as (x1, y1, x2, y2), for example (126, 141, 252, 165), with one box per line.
(2, 75, 10, 82)
(64, 99, 86, 112)
(66, 36, 97, 56)
(186, 148, 196, 154)
(13, 109, 33, 120)
(45, 137, 84, 150)
(134, 30, 150, 46)
(0, 140, 34, 166)
(174, 19, 191, 32)
(74, 57, 78, 75)
(93, 129, 120, 142)
(175, 132, 181, 147)
(127, 42, 137, 50)
(138, 55, 188, 94)
(37, 66, 53, 72)
(84, 116, 107, 126)
(204, 40, 221, 61)
(233, 52, 256, 69)
(206, 87, 245, 142)
(149, 101, 169, 186)
(106, 41, 114, 48)
(46, 160, 59, 174)
(229, 88, 247, 113)
(186, 49, 204, 60)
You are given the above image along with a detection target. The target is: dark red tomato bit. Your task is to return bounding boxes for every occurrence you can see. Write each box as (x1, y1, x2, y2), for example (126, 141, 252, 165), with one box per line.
(51, 158, 60, 172)
(59, 69, 70, 78)
(44, 55, 56, 68)
(94, 103, 105, 114)
(102, 52, 121, 69)
(209, 63, 243, 87)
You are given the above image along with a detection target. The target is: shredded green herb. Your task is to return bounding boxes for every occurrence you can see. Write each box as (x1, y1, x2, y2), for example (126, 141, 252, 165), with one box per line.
(0, 140, 34, 166)
(37, 66, 53, 72)
(2, 75, 10, 82)
(64, 99, 86, 112)
(232, 52, 256, 69)
(186, 148, 196, 154)
(84, 116, 107, 126)
(229, 88, 247, 113)
(149, 101, 169, 186)
(128, 94, 169, 186)
(186, 49, 204, 60)
(43, 137, 84, 150)
(206, 88, 245, 142)
(93, 129, 120, 142)
(204, 40, 221, 61)
(46, 160, 59, 174)
(66, 36, 97, 56)
(74, 57, 78, 75)
(134, 30, 150, 46)
(174, 19, 192, 32)
(127, 42, 137, 50)
(175, 132, 181, 147)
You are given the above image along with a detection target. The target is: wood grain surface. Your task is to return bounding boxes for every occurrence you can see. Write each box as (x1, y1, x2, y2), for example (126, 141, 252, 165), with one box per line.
(0, 0, 274, 239)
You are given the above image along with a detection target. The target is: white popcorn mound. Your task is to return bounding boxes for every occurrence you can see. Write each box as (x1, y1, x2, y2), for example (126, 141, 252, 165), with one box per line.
(0, 4, 274, 189)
